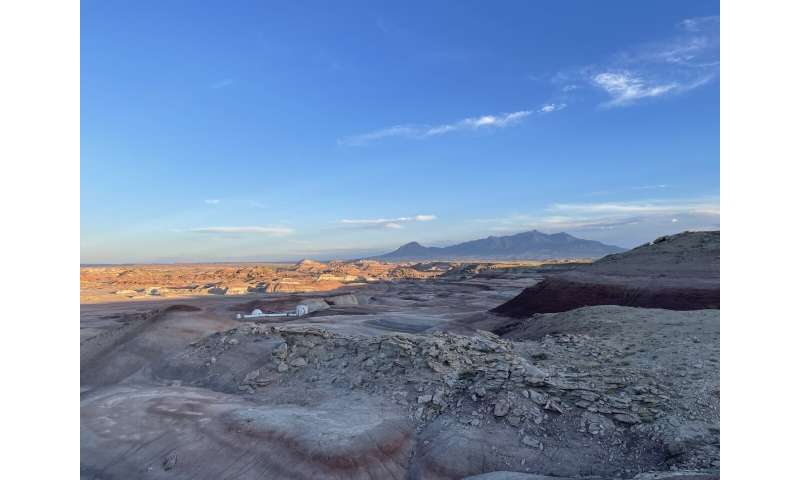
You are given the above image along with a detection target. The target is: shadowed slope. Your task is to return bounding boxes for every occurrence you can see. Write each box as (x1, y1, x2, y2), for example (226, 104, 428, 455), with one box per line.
(492, 231, 719, 318)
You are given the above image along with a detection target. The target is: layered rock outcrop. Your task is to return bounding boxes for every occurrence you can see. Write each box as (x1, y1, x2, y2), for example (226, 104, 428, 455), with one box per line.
(492, 231, 719, 318)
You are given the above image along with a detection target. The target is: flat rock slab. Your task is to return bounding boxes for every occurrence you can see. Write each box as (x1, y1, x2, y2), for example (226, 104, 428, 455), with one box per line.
(81, 385, 414, 479)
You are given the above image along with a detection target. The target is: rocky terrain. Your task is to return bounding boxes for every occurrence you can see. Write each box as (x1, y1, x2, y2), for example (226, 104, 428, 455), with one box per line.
(492, 232, 719, 319)
(80, 259, 576, 304)
(80, 233, 719, 479)
(80, 260, 445, 303)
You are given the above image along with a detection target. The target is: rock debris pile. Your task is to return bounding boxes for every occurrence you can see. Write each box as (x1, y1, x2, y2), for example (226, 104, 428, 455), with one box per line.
(155, 310, 718, 476)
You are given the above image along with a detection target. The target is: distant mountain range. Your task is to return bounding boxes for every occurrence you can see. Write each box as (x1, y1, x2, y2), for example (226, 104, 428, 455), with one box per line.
(368, 230, 626, 261)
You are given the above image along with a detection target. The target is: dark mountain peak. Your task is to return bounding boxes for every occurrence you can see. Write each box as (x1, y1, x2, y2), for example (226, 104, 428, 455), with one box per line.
(376, 241, 437, 260)
(511, 229, 549, 239)
(369, 230, 626, 262)
(401, 241, 423, 248)
(393, 241, 428, 253)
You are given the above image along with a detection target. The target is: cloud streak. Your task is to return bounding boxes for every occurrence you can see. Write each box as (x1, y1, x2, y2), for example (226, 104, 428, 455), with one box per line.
(592, 72, 678, 106)
(476, 197, 719, 235)
(339, 110, 533, 146)
(539, 103, 567, 113)
(339, 214, 437, 229)
(550, 199, 719, 216)
(184, 226, 294, 236)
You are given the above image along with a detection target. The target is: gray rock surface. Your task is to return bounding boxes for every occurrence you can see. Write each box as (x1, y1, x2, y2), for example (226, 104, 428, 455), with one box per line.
(139, 307, 718, 478)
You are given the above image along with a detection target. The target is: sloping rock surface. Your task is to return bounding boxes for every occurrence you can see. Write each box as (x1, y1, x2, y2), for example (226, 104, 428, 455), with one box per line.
(492, 232, 719, 318)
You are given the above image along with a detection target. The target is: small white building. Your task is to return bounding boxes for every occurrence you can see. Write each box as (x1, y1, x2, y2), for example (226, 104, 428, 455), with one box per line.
(236, 305, 309, 320)
(236, 308, 270, 319)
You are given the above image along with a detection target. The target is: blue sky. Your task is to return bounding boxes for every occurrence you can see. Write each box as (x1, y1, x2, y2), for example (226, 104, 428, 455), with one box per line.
(81, 1, 720, 263)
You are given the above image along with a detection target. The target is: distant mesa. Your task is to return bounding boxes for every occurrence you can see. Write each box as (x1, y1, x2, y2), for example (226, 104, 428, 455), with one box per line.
(491, 230, 720, 320)
(368, 230, 626, 261)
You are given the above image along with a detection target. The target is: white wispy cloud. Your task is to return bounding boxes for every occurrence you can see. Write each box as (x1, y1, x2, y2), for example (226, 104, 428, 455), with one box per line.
(551, 199, 719, 216)
(592, 72, 678, 106)
(475, 197, 719, 234)
(339, 214, 437, 229)
(539, 103, 567, 113)
(204, 199, 221, 205)
(635, 16, 720, 67)
(185, 226, 294, 236)
(555, 15, 718, 107)
(680, 16, 720, 33)
(340, 126, 419, 146)
(339, 111, 533, 146)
